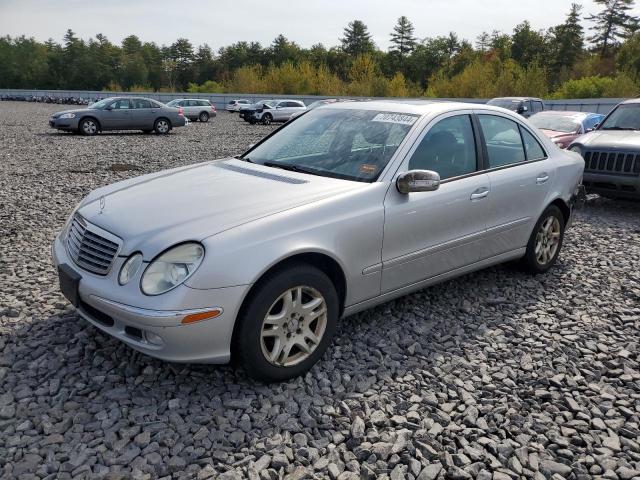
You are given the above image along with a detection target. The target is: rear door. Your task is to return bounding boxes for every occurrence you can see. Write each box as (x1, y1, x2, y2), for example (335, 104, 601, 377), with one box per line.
(101, 99, 132, 129)
(130, 99, 155, 128)
(381, 112, 491, 292)
(476, 112, 553, 258)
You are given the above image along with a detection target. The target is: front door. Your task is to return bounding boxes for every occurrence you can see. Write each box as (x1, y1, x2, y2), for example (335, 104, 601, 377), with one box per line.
(475, 113, 553, 258)
(382, 112, 490, 293)
(101, 98, 132, 129)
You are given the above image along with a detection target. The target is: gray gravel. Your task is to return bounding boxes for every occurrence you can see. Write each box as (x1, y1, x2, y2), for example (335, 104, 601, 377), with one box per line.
(1, 101, 640, 480)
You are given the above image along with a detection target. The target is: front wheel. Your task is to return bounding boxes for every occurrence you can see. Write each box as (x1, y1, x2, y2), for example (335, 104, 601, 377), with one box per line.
(522, 205, 565, 274)
(262, 113, 272, 125)
(234, 264, 339, 382)
(199, 112, 210, 122)
(79, 118, 98, 136)
(154, 118, 171, 134)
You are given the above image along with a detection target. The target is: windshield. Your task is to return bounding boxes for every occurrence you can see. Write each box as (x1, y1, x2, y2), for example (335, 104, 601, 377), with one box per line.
(166, 99, 180, 107)
(89, 98, 113, 109)
(599, 104, 640, 131)
(487, 99, 521, 111)
(529, 113, 581, 133)
(243, 108, 419, 182)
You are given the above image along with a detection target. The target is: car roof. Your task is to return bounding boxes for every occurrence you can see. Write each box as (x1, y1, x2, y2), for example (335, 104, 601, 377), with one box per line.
(324, 99, 510, 116)
(489, 97, 544, 102)
(532, 110, 601, 118)
(621, 98, 640, 104)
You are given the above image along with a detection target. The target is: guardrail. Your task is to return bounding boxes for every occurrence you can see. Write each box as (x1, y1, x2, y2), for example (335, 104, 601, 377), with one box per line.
(0, 89, 625, 114)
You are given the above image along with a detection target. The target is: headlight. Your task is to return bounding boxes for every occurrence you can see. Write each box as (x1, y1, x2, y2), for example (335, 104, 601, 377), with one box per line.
(553, 139, 566, 149)
(119, 253, 143, 285)
(59, 113, 76, 119)
(141, 243, 204, 295)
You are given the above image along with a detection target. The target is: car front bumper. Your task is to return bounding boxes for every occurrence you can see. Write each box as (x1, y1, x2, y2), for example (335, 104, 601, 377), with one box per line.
(52, 233, 248, 364)
(583, 172, 640, 199)
(49, 117, 79, 130)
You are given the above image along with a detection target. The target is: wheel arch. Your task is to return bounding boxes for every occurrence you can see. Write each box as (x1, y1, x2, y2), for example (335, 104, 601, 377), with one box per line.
(230, 251, 348, 361)
(549, 197, 570, 225)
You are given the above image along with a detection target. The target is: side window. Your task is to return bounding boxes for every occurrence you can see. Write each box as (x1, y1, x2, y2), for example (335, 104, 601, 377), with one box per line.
(132, 99, 151, 109)
(111, 99, 130, 109)
(407, 115, 477, 180)
(533, 101, 544, 113)
(585, 115, 600, 131)
(520, 127, 546, 160)
(478, 115, 525, 167)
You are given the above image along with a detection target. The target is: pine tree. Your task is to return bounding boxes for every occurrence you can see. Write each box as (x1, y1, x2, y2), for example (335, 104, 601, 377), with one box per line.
(340, 20, 375, 57)
(549, 3, 584, 73)
(390, 16, 416, 56)
(587, 0, 637, 56)
(476, 32, 491, 53)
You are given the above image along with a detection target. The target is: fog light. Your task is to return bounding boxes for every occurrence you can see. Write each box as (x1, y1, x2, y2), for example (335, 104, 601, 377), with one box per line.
(145, 331, 164, 346)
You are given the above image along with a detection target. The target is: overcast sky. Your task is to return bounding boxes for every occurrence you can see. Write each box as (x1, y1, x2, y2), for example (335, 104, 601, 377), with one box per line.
(2, 0, 639, 50)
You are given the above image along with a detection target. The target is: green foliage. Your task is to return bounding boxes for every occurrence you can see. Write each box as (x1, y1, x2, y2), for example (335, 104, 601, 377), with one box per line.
(187, 80, 224, 93)
(551, 74, 638, 98)
(3, 8, 640, 99)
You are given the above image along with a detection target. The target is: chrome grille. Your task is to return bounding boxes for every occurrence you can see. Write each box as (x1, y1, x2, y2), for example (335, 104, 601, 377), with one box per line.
(66, 215, 121, 275)
(584, 150, 640, 176)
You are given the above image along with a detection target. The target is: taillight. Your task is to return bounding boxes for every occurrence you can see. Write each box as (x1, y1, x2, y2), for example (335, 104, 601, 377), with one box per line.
(211, 105, 216, 112)
(178, 106, 184, 116)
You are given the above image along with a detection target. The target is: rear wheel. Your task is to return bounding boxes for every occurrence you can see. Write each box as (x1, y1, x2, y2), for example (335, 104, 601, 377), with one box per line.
(199, 111, 210, 122)
(79, 117, 98, 136)
(262, 113, 272, 125)
(154, 118, 171, 134)
(522, 205, 565, 274)
(234, 264, 339, 382)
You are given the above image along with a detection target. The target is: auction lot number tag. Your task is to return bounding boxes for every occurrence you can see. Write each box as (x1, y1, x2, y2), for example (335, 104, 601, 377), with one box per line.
(372, 113, 418, 125)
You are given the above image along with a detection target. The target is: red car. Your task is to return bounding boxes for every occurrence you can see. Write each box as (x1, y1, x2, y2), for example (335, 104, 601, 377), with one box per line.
(528, 111, 605, 149)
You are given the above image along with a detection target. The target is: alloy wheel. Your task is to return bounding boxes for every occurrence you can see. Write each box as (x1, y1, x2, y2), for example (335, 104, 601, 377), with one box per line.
(82, 120, 97, 135)
(535, 216, 561, 265)
(156, 120, 169, 133)
(260, 286, 327, 367)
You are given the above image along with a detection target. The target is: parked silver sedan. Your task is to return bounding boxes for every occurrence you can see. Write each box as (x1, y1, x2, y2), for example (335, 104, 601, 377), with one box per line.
(52, 101, 584, 381)
(49, 97, 187, 135)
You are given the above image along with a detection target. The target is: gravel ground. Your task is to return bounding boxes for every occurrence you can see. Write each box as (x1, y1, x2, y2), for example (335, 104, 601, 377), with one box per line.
(1, 101, 639, 480)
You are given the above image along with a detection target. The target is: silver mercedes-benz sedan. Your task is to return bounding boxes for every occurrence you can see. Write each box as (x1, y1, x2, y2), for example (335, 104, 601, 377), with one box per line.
(52, 100, 585, 381)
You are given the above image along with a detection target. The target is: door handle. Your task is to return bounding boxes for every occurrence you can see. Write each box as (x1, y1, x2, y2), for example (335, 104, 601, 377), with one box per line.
(470, 187, 490, 200)
(536, 173, 549, 184)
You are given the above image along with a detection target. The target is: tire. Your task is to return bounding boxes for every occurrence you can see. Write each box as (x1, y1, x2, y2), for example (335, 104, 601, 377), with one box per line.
(79, 117, 98, 136)
(262, 113, 272, 125)
(154, 118, 171, 134)
(234, 264, 339, 382)
(199, 111, 210, 122)
(522, 205, 565, 274)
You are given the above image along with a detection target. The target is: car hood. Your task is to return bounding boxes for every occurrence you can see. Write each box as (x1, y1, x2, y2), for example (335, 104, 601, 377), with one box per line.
(540, 129, 576, 139)
(77, 159, 364, 255)
(575, 130, 640, 149)
(51, 108, 94, 117)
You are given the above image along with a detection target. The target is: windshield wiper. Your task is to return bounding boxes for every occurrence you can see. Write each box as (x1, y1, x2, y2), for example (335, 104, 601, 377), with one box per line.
(263, 161, 325, 177)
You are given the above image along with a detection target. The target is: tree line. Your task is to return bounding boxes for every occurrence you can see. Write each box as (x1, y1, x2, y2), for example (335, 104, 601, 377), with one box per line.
(1, 0, 640, 98)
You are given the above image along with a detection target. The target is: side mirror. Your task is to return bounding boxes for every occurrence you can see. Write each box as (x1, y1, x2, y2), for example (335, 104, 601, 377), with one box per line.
(396, 170, 441, 194)
(105, 106, 112, 111)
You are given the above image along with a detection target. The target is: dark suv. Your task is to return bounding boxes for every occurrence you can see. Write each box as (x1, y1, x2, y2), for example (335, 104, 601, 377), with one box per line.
(487, 97, 545, 118)
(569, 98, 640, 199)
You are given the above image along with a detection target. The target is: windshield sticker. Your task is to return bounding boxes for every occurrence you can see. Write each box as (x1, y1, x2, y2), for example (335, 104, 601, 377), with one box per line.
(359, 164, 378, 175)
(372, 113, 418, 125)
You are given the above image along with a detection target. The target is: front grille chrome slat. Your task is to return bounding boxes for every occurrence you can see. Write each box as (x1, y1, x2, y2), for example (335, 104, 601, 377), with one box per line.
(584, 149, 640, 177)
(66, 215, 122, 275)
